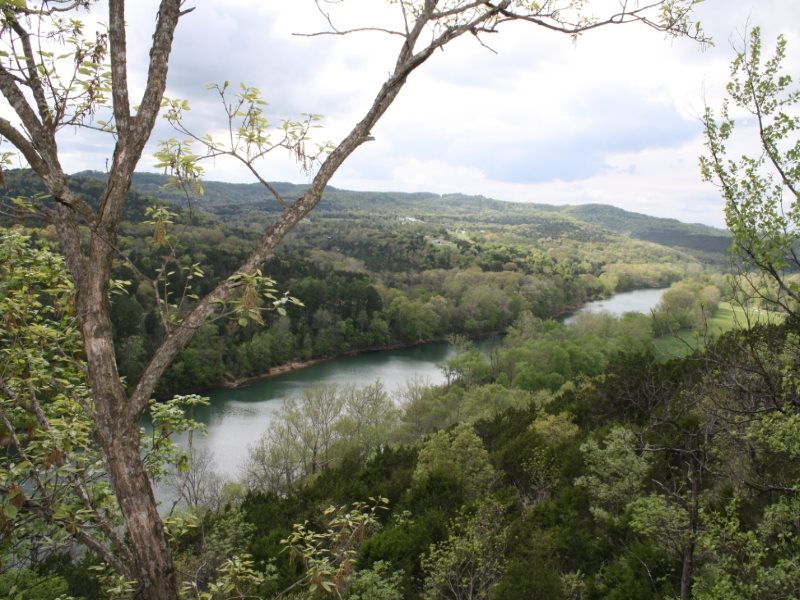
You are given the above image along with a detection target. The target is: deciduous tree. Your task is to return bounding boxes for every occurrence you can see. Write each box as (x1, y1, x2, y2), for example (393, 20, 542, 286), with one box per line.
(421, 499, 507, 600)
(701, 26, 800, 315)
(0, 1, 707, 597)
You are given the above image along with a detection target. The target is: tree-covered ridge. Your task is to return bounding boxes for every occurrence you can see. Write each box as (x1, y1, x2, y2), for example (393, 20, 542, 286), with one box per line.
(560, 204, 732, 256)
(1, 167, 713, 398)
(75, 170, 732, 260)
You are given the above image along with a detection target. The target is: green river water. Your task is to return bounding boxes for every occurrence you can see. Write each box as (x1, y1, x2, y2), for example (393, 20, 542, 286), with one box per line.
(196, 342, 464, 476)
(172, 287, 668, 479)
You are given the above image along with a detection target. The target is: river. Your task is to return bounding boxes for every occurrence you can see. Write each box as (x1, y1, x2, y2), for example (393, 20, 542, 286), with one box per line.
(562, 287, 668, 324)
(192, 343, 461, 477)
(170, 287, 668, 480)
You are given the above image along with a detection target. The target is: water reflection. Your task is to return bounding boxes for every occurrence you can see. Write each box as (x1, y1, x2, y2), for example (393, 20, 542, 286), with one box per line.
(170, 288, 666, 479)
(187, 343, 458, 476)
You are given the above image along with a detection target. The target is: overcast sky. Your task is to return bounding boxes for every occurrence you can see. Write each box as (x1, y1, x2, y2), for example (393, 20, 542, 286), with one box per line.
(50, 1, 800, 228)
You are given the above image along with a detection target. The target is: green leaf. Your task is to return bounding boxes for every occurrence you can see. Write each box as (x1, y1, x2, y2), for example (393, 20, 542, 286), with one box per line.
(3, 503, 18, 519)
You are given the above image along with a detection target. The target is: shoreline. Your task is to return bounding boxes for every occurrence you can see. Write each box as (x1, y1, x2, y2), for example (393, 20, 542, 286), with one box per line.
(219, 340, 449, 390)
(187, 286, 669, 394)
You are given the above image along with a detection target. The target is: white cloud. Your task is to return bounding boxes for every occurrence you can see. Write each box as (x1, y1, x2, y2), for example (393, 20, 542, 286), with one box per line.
(336, 135, 726, 227)
(31, 1, 800, 227)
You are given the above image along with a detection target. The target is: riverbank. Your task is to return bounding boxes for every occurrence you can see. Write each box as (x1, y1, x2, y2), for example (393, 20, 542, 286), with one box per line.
(177, 286, 672, 476)
(219, 340, 450, 390)
(217, 287, 670, 391)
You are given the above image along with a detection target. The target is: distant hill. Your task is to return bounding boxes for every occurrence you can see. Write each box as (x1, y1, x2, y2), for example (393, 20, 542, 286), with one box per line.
(21, 170, 732, 260)
(560, 204, 731, 256)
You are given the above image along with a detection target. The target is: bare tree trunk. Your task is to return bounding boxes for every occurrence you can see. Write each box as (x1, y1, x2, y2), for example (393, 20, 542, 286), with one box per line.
(680, 537, 695, 600)
(680, 461, 701, 600)
(77, 265, 180, 599)
(106, 425, 178, 600)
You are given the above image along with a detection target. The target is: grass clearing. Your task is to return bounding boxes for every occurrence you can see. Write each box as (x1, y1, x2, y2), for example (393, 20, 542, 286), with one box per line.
(652, 302, 785, 360)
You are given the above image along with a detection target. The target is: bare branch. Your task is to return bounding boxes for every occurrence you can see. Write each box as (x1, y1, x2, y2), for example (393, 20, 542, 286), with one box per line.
(293, 26, 406, 38)
(295, 0, 406, 37)
(488, 0, 701, 39)
(0, 65, 47, 146)
(0, 116, 47, 174)
(6, 15, 52, 127)
(100, 0, 184, 228)
(108, 0, 132, 137)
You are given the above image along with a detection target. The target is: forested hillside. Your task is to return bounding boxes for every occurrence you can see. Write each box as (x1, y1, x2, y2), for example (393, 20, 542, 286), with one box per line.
(3, 165, 776, 600)
(3, 224, 795, 599)
(81, 170, 732, 261)
(1, 168, 721, 396)
(4, 142, 799, 598)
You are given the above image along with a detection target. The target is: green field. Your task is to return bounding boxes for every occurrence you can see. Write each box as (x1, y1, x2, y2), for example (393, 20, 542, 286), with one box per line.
(652, 302, 785, 360)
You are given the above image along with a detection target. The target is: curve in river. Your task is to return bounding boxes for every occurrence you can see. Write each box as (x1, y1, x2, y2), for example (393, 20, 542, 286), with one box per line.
(563, 287, 668, 324)
(176, 287, 668, 478)
(183, 343, 459, 477)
